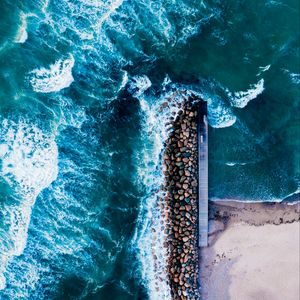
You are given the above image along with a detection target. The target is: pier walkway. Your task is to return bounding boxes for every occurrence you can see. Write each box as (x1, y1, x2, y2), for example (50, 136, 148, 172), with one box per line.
(197, 101, 208, 247)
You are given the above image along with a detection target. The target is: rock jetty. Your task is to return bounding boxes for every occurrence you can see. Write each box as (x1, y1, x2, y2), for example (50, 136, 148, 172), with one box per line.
(162, 97, 200, 300)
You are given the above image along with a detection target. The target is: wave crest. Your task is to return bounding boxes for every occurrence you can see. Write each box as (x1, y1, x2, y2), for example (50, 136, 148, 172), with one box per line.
(128, 75, 152, 97)
(30, 55, 75, 93)
(15, 13, 28, 44)
(0, 119, 58, 290)
(227, 79, 265, 108)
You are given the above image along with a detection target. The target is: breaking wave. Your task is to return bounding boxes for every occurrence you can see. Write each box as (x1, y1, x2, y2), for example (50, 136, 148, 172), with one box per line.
(207, 97, 237, 128)
(227, 79, 265, 108)
(128, 75, 152, 97)
(132, 84, 192, 300)
(15, 12, 28, 43)
(30, 55, 75, 93)
(0, 119, 58, 290)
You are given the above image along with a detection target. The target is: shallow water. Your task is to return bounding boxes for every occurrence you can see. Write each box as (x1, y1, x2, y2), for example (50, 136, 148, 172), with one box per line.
(0, 0, 299, 299)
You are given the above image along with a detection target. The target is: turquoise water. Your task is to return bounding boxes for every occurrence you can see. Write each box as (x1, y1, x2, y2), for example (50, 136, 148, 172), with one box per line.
(0, 0, 299, 299)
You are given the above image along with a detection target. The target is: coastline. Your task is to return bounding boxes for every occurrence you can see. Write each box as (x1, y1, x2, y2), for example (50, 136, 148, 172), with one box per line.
(159, 94, 299, 300)
(208, 200, 300, 227)
(200, 200, 300, 300)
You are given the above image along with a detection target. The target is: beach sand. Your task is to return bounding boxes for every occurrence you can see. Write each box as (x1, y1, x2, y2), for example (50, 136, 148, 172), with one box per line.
(200, 201, 300, 300)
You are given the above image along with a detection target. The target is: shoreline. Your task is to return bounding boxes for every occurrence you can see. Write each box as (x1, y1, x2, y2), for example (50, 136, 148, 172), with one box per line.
(210, 194, 300, 204)
(158, 95, 299, 300)
(208, 200, 300, 227)
(200, 200, 300, 300)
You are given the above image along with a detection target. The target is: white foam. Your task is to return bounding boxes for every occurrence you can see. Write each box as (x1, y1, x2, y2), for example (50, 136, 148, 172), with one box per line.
(133, 90, 192, 300)
(162, 75, 171, 90)
(227, 79, 265, 108)
(95, 0, 124, 33)
(257, 64, 271, 76)
(128, 75, 152, 97)
(283, 186, 300, 200)
(0, 119, 58, 290)
(289, 73, 300, 84)
(118, 70, 128, 92)
(30, 54, 75, 93)
(207, 97, 237, 128)
(15, 13, 28, 44)
(178, 83, 237, 129)
(0, 144, 8, 157)
(210, 197, 299, 204)
(283, 69, 300, 85)
(3, 258, 41, 299)
(41, 0, 50, 14)
(225, 162, 247, 166)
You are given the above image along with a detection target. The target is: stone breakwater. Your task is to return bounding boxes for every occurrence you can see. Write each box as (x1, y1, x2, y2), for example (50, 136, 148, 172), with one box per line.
(162, 97, 200, 300)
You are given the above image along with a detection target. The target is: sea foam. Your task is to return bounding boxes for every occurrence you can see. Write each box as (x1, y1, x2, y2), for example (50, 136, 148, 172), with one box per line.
(95, 0, 124, 33)
(227, 79, 265, 108)
(30, 55, 75, 93)
(207, 96, 237, 128)
(128, 75, 152, 97)
(283, 69, 300, 85)
(15, 13, 28, 44)
(0, 119, 58, 290)
(133, 84, 197, 299)
(257, 65, 271, 76)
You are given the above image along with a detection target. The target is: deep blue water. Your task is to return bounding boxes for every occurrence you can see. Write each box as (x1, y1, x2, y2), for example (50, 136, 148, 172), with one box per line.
(0, 0, 299, 299)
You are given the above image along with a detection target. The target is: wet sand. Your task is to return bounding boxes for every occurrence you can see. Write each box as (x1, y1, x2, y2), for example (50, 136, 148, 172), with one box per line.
(200, 201, 300, 300)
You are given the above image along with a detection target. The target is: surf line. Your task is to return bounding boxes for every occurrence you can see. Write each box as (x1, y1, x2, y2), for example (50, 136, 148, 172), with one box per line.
(160, 94, 208, 299)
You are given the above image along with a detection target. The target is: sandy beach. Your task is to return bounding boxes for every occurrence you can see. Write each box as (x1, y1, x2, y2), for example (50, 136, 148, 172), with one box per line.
(159, 94, 300, 300)
(200, 201, 300, 300)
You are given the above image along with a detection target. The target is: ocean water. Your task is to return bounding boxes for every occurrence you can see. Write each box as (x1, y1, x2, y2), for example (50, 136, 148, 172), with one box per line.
(0, 0, 299, 299)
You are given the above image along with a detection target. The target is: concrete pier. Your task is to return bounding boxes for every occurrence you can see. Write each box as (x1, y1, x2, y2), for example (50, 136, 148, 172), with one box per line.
(197, 101, 208, 247)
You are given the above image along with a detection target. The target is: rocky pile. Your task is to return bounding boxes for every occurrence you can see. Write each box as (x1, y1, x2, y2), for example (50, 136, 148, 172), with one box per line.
(162, 97, 200, 300)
